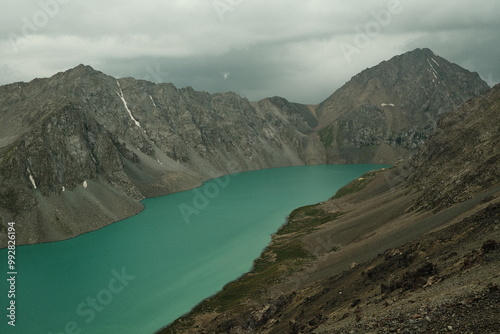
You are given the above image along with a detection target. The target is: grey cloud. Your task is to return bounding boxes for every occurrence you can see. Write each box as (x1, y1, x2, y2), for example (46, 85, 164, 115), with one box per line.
(0, 0, 499, 104)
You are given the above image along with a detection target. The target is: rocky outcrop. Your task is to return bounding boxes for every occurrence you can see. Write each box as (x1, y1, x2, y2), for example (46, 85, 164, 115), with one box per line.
(0, 48, 491, 245)
(0, 65, 323, 245)
(402, 85, 500, 212)
(316, 48, 489, 164)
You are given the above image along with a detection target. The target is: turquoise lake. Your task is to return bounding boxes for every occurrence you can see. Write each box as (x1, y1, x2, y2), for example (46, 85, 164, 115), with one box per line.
(0, 164, 388, 334)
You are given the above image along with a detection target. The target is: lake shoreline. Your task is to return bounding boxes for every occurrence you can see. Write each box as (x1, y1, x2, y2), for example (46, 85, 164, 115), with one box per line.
(159, 166, 499, 333)
(2, 164, 387, 334)
(3, 163, 378, 249)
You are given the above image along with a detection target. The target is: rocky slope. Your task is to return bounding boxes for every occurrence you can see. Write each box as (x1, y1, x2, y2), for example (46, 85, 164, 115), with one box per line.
(160, 85, 500, 333)
(0, 65, 323, 245)
(316, 48, 489, 164)
(0, 48, 490, 246)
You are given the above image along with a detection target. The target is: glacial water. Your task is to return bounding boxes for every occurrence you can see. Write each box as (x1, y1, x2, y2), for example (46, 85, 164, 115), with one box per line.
(0, 164, 388, 334)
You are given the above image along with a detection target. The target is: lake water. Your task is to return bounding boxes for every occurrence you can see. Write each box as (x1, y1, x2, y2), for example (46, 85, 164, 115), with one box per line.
(0, 164, 387, 334)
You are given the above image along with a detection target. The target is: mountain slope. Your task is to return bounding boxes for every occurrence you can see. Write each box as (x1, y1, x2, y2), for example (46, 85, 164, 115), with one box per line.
(0, 48, 491, 246)
(0, 65, 323, 245)
(316, 48, 489, 164)
(161, 85, 500, 333)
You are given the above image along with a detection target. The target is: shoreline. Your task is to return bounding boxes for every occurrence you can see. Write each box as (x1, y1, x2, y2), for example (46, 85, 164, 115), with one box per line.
(157, 166, 394, 332)
(2, 163, 388, 249)
(159, 165, 500, 333)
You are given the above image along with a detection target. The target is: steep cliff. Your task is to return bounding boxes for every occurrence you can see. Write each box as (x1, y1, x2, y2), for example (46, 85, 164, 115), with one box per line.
(316, 48, 489, 163)
(0, 65, 323, 245)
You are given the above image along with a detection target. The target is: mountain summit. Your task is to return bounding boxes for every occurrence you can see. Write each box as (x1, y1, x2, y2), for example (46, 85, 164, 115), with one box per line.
(0, 65, 323, 245)
(0, 48, 491, 245)
(316, 48, 489, 163)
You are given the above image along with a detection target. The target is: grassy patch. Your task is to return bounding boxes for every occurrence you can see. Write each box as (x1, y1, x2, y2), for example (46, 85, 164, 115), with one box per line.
(186, 238, 313, 315)
(179, 205, 344, 316)
(277, 204, 344, 235)
(164, 202, 346, 332)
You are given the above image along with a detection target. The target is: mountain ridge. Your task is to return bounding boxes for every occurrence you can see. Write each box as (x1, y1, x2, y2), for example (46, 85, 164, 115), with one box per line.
(0, 48, 490, 246)
(0, 62, 325, 245)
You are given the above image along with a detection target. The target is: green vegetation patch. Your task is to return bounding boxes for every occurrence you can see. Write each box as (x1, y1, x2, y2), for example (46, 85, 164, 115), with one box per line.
(277, 204, 344, 235)
(206, 238, 312, 310)
(166, 201, 347, 332)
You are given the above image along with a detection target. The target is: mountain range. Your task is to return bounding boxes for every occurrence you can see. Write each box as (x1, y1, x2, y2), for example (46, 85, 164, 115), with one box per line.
(0, 48, 490, 246)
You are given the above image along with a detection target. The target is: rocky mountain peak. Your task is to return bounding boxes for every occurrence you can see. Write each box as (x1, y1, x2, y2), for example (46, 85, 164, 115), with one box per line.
(0, 66, 324, 245)
(316, 48, 489, 164)
(68, 63, 98, 74)
(51, 64, 105, 82)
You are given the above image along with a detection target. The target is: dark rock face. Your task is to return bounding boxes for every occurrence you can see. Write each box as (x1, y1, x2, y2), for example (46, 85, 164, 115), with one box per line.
(316, 48, 489, 164)
(403, 84, 500, 212)
(0, 49, 491, 245)
(0, 65, 323, 245)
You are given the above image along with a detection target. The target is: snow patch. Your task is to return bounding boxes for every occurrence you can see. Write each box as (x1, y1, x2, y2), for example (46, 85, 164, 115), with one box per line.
(149, 95, 157, 107)
(431, 58, 440, 67)
(381, 103, 395, 107)
(62, 186, 65, 192)
(156, 159, 163, 165)
(83, 180, 88, 189)
(427, 59, 438, 79)
(27, 168, 37, 189)
(116, 81, 142, 127)
(89, 151, 97, 164)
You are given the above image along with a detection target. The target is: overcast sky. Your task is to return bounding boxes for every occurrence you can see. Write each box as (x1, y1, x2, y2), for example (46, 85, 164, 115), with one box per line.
(1, 0, 499, 104)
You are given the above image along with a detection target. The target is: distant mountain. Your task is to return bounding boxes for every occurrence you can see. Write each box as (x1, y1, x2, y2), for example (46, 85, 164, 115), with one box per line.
(315, 48, 489, 163)
(0, 48, 490, 245)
